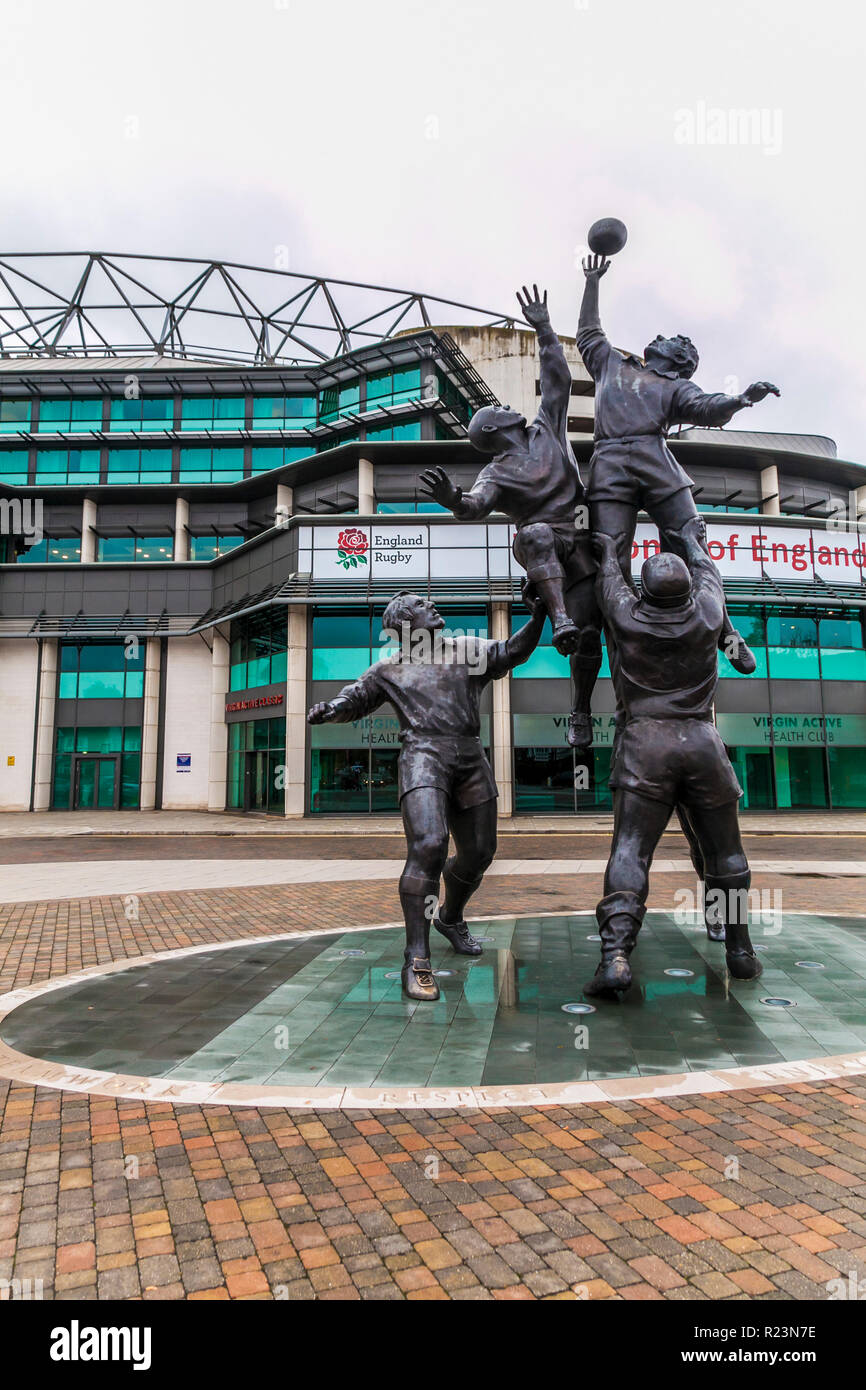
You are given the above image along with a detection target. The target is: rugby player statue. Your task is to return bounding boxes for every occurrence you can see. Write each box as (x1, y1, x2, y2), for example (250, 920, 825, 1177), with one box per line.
(420, 285, 602, 754)
(586, 516, 764, 997)
(307, 587, 545, 1001)
(577, 241, 779, 673)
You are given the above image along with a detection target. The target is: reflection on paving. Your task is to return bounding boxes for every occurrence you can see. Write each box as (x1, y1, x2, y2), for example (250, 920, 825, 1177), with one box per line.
(2, 913, 865, 1090)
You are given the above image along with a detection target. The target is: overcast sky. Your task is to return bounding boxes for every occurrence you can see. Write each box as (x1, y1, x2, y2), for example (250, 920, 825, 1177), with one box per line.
(2, 0, 863, 458)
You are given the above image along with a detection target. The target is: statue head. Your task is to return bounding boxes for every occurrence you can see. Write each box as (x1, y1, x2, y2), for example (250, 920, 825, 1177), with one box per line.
(640, 552, 692, 610)
(467, 404, 528, 455)
(381, 591, 445, 635)
(643, 334, 699, 379)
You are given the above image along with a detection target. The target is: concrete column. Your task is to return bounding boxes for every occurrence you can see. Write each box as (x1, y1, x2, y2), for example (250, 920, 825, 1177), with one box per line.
(358, 456, 374, 514)
(490, 602, 513, 818)
(760, 463, 780, 516)
(81, 497, 97, 562)
(174, 496, 190, 561)
(208, 627, 230, 812)
(139, 638, 162, 810)
(32, 639, 58, 810)
(284, 606, 308, 818)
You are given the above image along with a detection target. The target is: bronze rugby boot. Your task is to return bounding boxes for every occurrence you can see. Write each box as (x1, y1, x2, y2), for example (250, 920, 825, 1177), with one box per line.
(720, 625, 757, 676)
(705, 871, 763, 980)
(584, 891, 646, 997)
(401, 957, 440, 1002)
(434, 913, 483, 956)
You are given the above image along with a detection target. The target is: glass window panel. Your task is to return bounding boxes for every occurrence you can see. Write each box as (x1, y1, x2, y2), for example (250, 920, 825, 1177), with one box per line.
(0, 455, 28, 483)
(820, 648, 866, 680)
(47, 539, 81, 563)
(718, 647, 768, 679)
(180, 398, 212, 422)
(55, 726, 76, 751)
(120, 752, 141, 809)
(75, 726, 123, 752)
(252, 397, 285, 421)
(767, 646, 819, 679)
(270, 650, 287, 683)
(58, 672, 78, 699)
(69, 400, 103, 426)
(124, 670, 144, 697)
(774, 746, 828, 808)
(52, 753, 72, 809)
(37, 400, 73, 426)
(247, 656, 271, 688)
(134, 538, 173, 562)
(514, 746, 576, 813)
(35, 450, 100, 484)
(311, 647, 371, 680)
(724, 745, 774, 809)
(213, 398, 245, 422)
(34, 451, 66, 473)
(190, 536, 218, 562)
(229, 662, 248, 691)
(78, 671, 125, 699)
(123, 726, 142, 750)
(250, 447, 282, 472)
(98, 537, 135, 562)
(140, 399, 173, 424)
(180, 397, 244, 428)
(79, 644, 125, 671)
(766, 615, 817, 647)
(828, 747, 866, 808)
(313, 613, 369, 648)
(310, 748, 370, 814)
(819, 617, 863, 649)
(0, 400, 31, 430)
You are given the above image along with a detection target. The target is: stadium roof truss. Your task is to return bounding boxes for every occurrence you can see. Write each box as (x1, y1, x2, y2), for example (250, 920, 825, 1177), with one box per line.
(0, 253, 517, 368)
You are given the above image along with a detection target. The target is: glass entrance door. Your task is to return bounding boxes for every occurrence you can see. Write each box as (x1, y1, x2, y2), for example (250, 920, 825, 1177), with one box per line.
(73, 755, 120, 809)
(243, 750, 285, 814)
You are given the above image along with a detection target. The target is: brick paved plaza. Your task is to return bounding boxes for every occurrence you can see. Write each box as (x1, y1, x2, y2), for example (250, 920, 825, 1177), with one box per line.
(1, 817, 865, 1304)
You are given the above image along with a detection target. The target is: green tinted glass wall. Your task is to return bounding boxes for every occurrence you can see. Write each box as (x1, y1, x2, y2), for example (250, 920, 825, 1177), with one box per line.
(229, 610, 288, 690)
(828, 747, 866, 807)
(52, 726, 141, 809)
(0, 449, 27, 484)
(59, 641, 145, 699)
(38, 399, 103, 432)
(178, 448, 244, 483)
(35, 450, 100, 484)
(106, 449, 173, 483)
(0, 400, 31, 432)
(108, 399, 173, 431)
(180, 397, 245, 429)
(226, 718, 286, 812)
(251, 396, 316, 429)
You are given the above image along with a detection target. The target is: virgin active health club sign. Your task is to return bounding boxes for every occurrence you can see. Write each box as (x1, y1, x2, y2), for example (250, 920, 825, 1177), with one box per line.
(302, 521, 866, 585)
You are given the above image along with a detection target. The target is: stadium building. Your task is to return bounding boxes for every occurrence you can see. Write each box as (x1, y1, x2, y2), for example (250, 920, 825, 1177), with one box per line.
(0, 253, 864, 818)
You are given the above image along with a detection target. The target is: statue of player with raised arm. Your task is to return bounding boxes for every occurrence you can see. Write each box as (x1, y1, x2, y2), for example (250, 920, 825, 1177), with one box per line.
(577, 249, 780, 673)
(307, 588, 545, 1001)
(585, 516, 763, 998)
(420, 285, 602, 754)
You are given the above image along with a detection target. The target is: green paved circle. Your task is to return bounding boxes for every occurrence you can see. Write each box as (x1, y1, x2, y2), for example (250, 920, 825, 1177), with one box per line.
(2, 913, 865, 1089)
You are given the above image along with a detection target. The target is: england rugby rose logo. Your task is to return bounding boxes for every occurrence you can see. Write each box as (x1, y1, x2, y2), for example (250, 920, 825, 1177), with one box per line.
(336, 527, 368, 569)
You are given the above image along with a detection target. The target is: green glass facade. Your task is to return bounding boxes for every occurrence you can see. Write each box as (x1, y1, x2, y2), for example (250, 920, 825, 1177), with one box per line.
(227, 719, 287, 814)
(229, 610, 288, 691)
(52, 641, 145, 810)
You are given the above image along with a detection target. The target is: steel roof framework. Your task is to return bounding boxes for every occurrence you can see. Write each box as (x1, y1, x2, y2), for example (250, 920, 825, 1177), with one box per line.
(0, 253, 517, 368)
